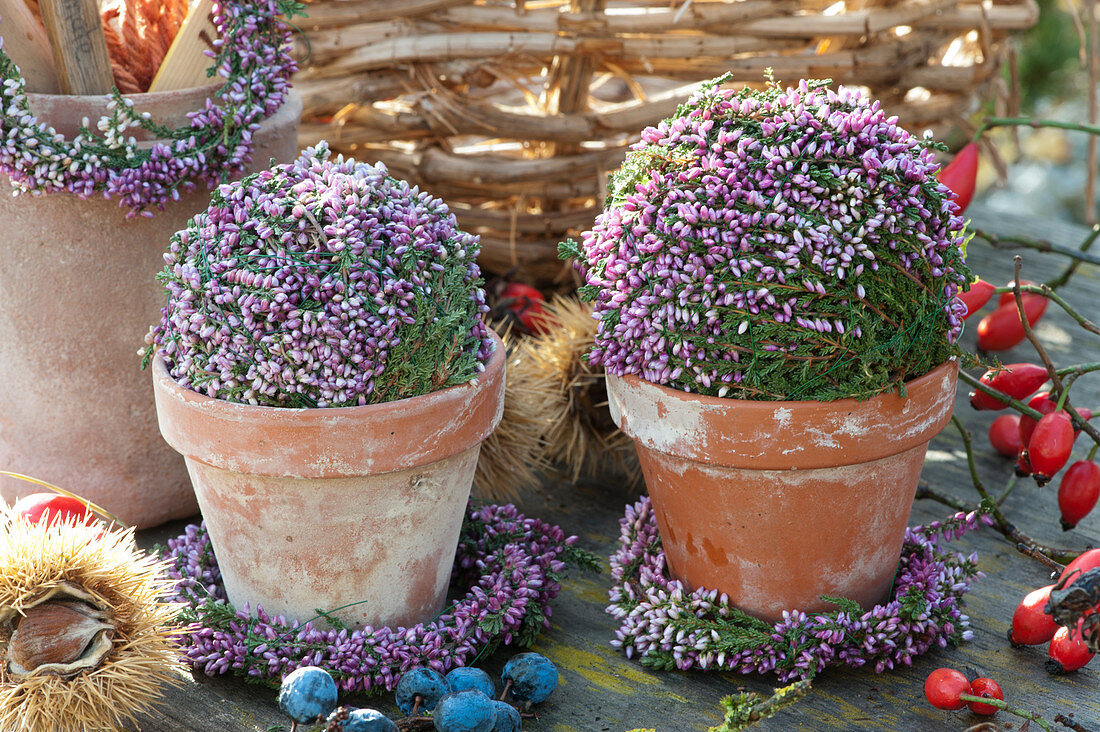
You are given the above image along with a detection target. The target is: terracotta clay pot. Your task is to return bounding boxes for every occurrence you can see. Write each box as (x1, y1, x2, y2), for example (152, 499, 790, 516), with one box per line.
(151, 331, 506, 629)
(607, 360, 958, 623)
(0, 86, 301, 528)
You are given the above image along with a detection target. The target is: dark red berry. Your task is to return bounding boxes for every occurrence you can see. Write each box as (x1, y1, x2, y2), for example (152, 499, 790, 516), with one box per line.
(966, 677, 1003, 716)
(988, 415, 1022, 457)
(1047, 626, 1095, 674)
(924, 667, 971, 711)
(970, 363, 1049, 410)
(11, 493, 95, 527)
(1058, 460, 1100, 531)
(1009, 585, 1059, 646)
(1029, 411, 1075, 485)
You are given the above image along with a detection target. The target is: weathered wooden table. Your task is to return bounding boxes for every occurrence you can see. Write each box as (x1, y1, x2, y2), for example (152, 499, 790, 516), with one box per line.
(135, 205, 1100, 732)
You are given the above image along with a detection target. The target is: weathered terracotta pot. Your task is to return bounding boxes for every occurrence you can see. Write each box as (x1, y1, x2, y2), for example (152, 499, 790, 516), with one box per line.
(151, 332, 506, 629)
(0, 86, 301, 528)
(607, 360, 958, 623)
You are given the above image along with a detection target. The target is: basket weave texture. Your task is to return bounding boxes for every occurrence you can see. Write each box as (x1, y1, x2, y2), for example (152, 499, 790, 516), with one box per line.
(293, 0, 1037, 284)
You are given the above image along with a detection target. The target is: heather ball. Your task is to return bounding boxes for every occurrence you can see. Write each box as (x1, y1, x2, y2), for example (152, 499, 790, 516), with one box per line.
(148, 143, 493, 408)
(563, 78, 971, 401)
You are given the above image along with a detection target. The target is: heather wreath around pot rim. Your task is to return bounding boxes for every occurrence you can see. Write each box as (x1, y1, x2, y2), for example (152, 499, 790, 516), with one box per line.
(142, 142, 494, 409)
(0, 0, 299, 214)
(560, 76, 973, 402)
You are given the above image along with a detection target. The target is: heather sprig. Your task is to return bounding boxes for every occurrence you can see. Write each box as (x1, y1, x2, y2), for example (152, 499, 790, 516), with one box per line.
(561, 76, 971, 401)
(144, 143, 494, 408)
(0, 0, 299, 214)
(164, 504, 598, 693)
(607, 497, 988, 682)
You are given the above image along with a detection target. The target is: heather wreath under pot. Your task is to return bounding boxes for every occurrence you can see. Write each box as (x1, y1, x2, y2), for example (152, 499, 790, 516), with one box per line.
(561, 77, 971, 622)
(0, 0, 301, 528)
(145, 143, 504, 630)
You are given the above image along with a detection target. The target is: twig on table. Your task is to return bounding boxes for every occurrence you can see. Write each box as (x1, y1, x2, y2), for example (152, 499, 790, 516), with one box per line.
(1016, 543, 1065, 574)
(971, 227, 1100, 268)
(978, 116, 1100, 138)
(1013, 257, 1064, 397)
(949, 417, 1082, 565)
(395, 716, 434, 731)
(1045, 225, 1100, 290)
(1086, 0, 1098, 226)
(983, 281, 1100, 447)
(915, 483, 970, 511)
(958, 370, 1044, 419)
(1004, 284, 1100, 338)
(996, 473, 1019, 506)
(957, 693, 1055, 731)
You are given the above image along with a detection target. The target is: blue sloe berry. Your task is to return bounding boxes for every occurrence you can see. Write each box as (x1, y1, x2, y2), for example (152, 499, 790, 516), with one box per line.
(445, 667, 496, 699)
(395, 667, 450, 715)
(432, 689, 497, 732)
(501, 652, 558, 705)
(277, 666, 338, 724)
(488, 700, 522, 732)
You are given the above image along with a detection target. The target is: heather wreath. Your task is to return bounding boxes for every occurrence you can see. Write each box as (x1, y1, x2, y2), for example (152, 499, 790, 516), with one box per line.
(0, 0, 299, 214)
(143, 143, 494, 408)
(164, 504, 600, 692)
(560, 77, 972, 401)
(607, 497, 985, 681)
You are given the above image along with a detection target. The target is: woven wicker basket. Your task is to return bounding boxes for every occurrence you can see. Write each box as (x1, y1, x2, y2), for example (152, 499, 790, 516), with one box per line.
(293, 0, 1037, 285)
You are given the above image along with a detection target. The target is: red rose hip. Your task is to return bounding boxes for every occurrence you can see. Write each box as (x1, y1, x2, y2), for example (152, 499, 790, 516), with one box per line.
(1058, 460, 1100, 531)
(924, 667, 971, 711)
(1028, 411, 1075, 485)
(966, 677, 1004, 716)
(976, 297, 1049, 352)
(1009, 584, 1059, 646)
(958, 278, 994, 320)
(1047, 626, 1095, 674)
(988, 415, 1022, 457)
(970, 363, 1049, 410)
(1018, 391, 1057, 445)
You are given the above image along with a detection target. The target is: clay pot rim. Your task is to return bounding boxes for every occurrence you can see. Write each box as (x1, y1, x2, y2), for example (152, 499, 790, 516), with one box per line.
(152, 329, 506, 477)
(608, 358, 959, 469)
